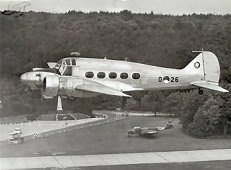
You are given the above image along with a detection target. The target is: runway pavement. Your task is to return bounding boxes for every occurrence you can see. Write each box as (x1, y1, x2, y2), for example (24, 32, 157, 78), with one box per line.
(1, 149, 231, 169)
(0, 111, 124, 143)
(0, 118, 103, 142)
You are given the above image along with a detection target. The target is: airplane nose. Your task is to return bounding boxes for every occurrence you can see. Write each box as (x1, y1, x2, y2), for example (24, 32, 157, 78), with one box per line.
(20, 72, 44, 89)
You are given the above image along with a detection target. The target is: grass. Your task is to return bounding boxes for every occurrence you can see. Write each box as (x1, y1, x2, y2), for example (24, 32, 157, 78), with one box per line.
(39, 114, 56, 121)
(0, 116, 231, 157)
(0, 115, 28, 124)
(0, 112, 90, 123)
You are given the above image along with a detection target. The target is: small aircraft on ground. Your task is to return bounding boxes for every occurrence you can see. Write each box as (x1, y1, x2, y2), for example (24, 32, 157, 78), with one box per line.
(128, 120, 174, 137)
(20, 51, 229, 111)
(128, 127, 159, 137)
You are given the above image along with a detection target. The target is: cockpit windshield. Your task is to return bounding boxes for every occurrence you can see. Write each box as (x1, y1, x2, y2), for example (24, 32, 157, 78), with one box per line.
(54, 60, 62, 69)
(72, 59, 76, 65)
(54, 58, 77, 75)
(66, 59, 70, 65)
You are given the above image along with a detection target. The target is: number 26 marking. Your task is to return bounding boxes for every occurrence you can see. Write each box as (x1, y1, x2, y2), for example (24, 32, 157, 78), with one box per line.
(158, 77, 178, 82)
(171, 77, 178, 82)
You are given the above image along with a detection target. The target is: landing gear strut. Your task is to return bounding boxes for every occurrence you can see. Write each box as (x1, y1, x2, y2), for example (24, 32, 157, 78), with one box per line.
(121, 97, 127, 111)
(198, 88, 203, 95)
(57, 96, 63, 113)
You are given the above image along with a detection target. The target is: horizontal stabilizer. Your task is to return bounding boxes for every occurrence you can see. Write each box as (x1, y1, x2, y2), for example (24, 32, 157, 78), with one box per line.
(191, 81, 229, 93)
(75, 81, 131, 97)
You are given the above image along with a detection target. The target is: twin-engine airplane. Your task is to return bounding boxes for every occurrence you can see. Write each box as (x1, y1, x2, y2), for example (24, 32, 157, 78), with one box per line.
(20, 51, 229, 110)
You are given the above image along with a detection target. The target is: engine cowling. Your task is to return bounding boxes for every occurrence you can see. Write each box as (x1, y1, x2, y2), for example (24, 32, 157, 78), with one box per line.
(43, 75, 59, 97)
(43, 75, 99, 98)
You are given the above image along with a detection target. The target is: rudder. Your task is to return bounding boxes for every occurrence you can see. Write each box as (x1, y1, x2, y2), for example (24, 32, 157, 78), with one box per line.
(184, 51, 228, 92)
(184, 51, 220, 83)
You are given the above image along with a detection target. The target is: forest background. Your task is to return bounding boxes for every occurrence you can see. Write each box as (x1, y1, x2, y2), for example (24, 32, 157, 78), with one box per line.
(0, 11, 231, 137)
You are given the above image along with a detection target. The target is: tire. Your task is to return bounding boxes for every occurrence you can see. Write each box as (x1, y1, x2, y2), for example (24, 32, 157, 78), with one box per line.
(199, 89, 203, 95)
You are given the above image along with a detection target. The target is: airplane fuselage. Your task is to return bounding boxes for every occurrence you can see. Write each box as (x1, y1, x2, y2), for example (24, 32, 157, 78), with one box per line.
(20, 51, 228, 99)
(70, 58, 201, 92)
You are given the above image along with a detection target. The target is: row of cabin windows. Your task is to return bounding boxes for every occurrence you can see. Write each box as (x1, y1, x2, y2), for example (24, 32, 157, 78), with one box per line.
(85, 72, 140, 79)
(63, 59, 76, 66)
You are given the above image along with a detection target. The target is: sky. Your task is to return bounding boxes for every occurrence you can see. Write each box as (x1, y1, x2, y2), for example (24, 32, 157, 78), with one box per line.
(0, 0, 231, 15)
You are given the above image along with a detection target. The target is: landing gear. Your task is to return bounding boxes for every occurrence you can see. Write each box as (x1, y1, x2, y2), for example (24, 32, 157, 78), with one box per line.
(121, 97, 127, 111)
(57, 96, 63, 113)
(198, 88, 203, 95)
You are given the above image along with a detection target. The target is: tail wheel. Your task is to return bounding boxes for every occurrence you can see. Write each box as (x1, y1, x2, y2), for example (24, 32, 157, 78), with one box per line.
(199, 89, 203, 95)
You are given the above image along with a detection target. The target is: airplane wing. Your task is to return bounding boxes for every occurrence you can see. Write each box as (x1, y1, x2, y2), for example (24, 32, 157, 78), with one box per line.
(191, 81, 229, 93)
(75, 79, 131, 97)
(148, 127, 165, 131)
(140, 129, 158, 136)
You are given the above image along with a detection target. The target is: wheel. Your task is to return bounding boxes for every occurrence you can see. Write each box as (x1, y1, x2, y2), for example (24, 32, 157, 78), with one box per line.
(128, 132, 131, 137)
(199, 89, 203, 95)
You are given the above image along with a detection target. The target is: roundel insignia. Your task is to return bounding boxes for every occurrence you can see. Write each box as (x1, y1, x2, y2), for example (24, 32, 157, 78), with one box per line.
(194, 62, 200, 69)
(163, 76, 170, 83)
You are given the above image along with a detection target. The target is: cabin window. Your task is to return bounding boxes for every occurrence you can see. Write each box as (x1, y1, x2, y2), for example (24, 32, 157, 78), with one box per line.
(97, 72, 106, 78)
(132, 73, 140, 79)
(120, 72, 128, 79)
(85, 72, 94, 78)
(109, 72, 117, 79)
(72, 59, 76, 65)
(66, 59, 70, 65)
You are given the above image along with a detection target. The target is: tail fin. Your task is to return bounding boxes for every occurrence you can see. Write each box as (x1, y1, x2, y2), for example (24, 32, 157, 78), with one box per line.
(184, 51, 228, 92)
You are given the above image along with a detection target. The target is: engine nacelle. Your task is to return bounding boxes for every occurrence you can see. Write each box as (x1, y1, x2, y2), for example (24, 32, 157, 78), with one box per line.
(43, 75, 59, 97)
(43, 75, 98, 98)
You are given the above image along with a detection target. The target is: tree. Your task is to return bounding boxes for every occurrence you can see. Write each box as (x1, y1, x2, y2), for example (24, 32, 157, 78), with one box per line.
(188, 96, 223, 137)
(140, 91, 164, 113)
(125, 98, 139, 111)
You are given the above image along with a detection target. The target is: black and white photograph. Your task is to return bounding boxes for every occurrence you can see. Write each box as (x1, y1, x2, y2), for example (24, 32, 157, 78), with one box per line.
(0, 0, 231, 169)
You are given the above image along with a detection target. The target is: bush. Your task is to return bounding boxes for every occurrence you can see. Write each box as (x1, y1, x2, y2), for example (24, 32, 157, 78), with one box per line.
(26, 112, 40, 121)
(188, 97, 223, 137)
